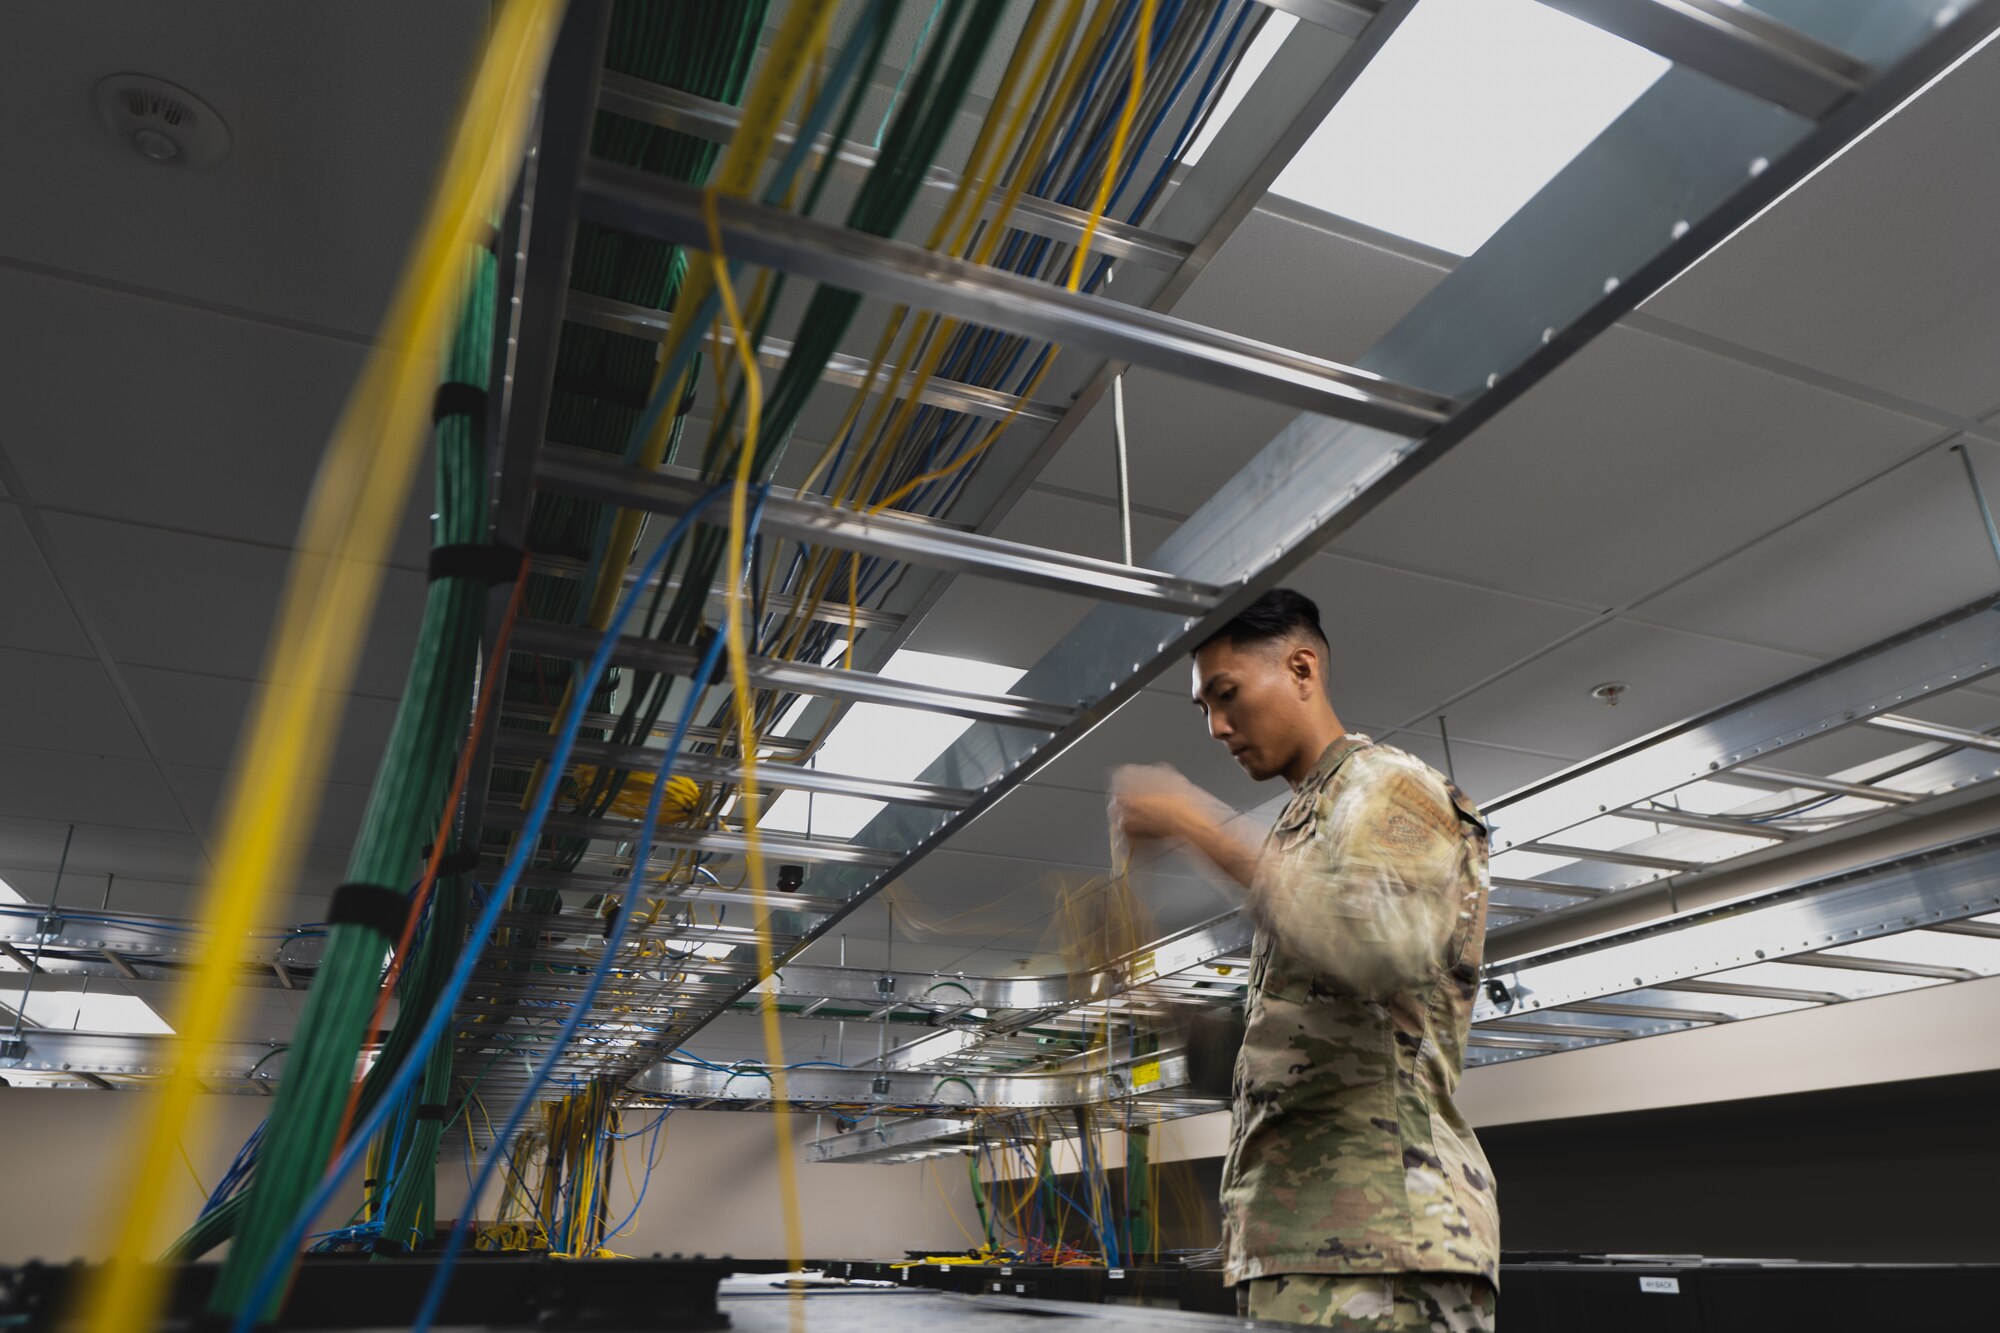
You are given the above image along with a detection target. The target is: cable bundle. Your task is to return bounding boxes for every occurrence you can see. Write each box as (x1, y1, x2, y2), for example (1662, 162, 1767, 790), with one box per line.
(148, 7, 1270, 1329)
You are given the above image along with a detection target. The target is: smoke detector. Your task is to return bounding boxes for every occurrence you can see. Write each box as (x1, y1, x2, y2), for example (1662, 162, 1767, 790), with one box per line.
(93, 74, 231, 168)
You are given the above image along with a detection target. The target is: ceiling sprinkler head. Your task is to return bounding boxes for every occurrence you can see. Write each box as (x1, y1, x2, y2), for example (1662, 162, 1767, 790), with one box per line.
(1590, 681, 1630, 707)
(93, 74, 231, 168)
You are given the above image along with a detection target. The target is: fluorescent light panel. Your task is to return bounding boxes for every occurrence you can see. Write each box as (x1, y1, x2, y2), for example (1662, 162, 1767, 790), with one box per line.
(764, 649, 1026, 838)
(1202, 0, 1668, 256)
(0, 988, 174, 1035)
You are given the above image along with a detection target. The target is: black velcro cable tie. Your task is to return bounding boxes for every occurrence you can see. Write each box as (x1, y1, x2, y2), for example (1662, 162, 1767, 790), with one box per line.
(432, 379, 488, 425)
(428, 542, 523, 585)
(413, 1103, 450, 1121)
(437, 848, 482, 877)
(328, 883, 409, 943)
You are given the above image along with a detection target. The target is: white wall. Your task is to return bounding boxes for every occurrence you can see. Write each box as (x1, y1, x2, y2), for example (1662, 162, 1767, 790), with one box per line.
(0, 1097, 975, 1267)
(982, 972, 2000, 1185)
(508, 1109, 980, 1261)
(0, 1088, 361, 1264)
(1456, 971, 2000, 1126)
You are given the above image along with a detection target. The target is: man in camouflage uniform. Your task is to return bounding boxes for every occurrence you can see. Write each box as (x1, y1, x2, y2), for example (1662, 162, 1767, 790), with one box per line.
(1112, 589, 1498, 1331)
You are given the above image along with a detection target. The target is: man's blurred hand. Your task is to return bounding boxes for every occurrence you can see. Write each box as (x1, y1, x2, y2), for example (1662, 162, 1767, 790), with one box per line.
(1108, 764, 1260, 890)
(1108, 763, 1229, 843)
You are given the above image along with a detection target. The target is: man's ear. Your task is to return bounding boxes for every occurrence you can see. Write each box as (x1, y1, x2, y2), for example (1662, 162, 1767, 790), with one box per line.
(1289, 643, 1317, 697)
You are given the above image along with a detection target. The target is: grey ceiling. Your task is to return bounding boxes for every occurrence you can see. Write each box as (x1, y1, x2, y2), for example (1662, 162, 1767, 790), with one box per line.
(5, 4, 2000, 1066)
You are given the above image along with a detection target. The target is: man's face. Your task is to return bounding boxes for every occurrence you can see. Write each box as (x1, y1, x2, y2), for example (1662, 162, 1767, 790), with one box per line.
(1191, 636, 1309, 782)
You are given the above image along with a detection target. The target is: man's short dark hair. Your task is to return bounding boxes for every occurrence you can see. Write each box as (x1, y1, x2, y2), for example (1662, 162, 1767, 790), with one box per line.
(1194, 588, 1329, 658)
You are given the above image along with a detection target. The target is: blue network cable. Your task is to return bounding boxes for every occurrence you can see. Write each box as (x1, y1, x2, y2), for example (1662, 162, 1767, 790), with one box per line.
(602, 1101, 670, 1242)
(410, 486, 771, 1332)
(228, 482, 734, 1332)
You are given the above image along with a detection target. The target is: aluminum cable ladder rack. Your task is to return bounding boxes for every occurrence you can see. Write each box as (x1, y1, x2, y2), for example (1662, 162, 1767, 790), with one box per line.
(11, 3, 2000, 1124)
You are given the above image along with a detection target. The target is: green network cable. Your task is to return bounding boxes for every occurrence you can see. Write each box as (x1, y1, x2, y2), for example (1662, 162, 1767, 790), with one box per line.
(493, 0, 771, 882)
(202, 241, 499, 1318)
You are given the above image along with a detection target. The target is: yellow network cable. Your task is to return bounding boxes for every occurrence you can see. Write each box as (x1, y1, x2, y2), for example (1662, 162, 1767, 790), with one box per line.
(77, 4, 566, 1330)
(866, 0, 1156, 516)
(702, 186, 807, 1287)
(559, 0, 840, 654)
(746, 0, 1093, 692)
(1068, 0, 1155, 293)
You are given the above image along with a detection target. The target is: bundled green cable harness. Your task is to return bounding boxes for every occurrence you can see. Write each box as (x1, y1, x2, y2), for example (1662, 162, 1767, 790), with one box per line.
(192, 244, 498, 1315)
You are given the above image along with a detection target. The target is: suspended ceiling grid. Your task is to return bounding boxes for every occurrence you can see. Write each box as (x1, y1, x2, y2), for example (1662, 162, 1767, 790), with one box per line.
(0, 5, 1999, 1064)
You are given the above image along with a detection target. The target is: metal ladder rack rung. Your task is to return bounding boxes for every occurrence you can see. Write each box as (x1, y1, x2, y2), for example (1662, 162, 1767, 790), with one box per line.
(482, 803, 906, 868)
(593, 72, 1196, 272)
(489, 731, 979, 809)
(533, 447, 1230, 614)
(563, 290, 1066, 426)
(512, 618, 1083, 730)
(574, 165, 1464, 434)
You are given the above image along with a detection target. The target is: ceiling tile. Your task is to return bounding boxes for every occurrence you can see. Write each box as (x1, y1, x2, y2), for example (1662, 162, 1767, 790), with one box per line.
(0, 1, 485, 335)
(1287, 552, 1597, 728)
(1377, 729, 1572, 808)
(0, 268, 430, 566)
(122, 665, 400, 788)
(1436, 618, 1816, 761)
(39, 512, 427, 698)
(1031, 687, 1274, 810)
(1642, 35, 2000, 416)
(993, 486, 1182, 563)
(0, 868, 200, 919)
(0, 744, 188, 834)
(0, 505, 90, 656)
(880, 873, 1059, 928)
(1330, 324, 1938, 608)
(1034, 370, 1303, 516)
(167, 764, 373, 854)
(1632, 443, 2000, 658)
(0, 646, 148, 758)
(900, 576, 1088, 672)
(1030, 206, 1446, 512)
(0, 816, 207, 887)
(900, 491, 1179, 669)
(1175, 205, 1450, 362)
(943, 783, 1123, 872)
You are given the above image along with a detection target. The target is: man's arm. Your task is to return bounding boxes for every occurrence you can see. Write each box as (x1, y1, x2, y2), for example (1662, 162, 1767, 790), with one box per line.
(1108, 764, 1261, 889)
(1111, 757, 1473, 999)
(1256, 758, 1468, 998)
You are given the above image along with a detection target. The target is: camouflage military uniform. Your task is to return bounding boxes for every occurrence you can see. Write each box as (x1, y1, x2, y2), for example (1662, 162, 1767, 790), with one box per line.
(1242, 1272, 1497, 1331)
(1222, 734, 1498, 1322)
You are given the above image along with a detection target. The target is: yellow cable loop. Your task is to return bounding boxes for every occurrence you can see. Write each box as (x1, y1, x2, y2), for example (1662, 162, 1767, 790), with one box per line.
(701, 187, 806, 1294)
(867, 0, 1154, 517)
(78, 4, 565, 1328)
